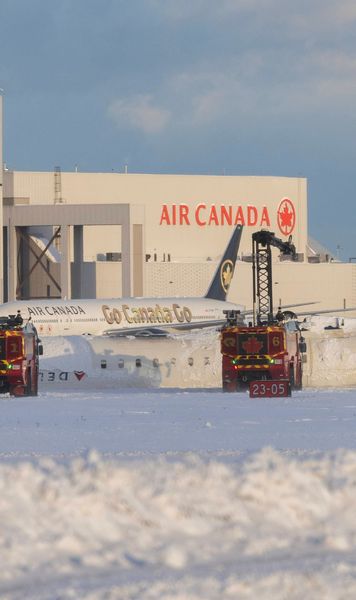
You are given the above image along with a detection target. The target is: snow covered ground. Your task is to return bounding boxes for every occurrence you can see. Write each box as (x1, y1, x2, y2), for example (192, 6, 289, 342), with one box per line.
(2, 316, 356, 599)
(2, 386, 356, 599)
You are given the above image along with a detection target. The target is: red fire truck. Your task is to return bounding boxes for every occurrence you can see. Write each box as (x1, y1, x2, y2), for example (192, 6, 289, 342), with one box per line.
(0, 314, 43, 396)
(221, 230, 306, 395)
(221, 319, 306, 392)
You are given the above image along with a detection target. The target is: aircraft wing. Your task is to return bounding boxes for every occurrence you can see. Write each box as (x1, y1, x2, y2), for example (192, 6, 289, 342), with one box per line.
(296, 307, 356, 317)
(240, 301, 320, 316)
(102, 319, 229, 338)
(276, 301, 320, 310)
(239, 301, 356, 323)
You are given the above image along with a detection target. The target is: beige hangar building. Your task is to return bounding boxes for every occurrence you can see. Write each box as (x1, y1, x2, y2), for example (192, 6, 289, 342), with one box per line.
(1, 165, 356, 317)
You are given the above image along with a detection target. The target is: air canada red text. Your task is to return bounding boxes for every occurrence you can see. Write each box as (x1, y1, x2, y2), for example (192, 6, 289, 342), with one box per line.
(159, 203, 271, 227)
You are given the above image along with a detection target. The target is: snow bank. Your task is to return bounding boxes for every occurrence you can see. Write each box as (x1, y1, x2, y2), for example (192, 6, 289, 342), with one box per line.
(304, 328, 356, 387)
(2, 448, 356, 598)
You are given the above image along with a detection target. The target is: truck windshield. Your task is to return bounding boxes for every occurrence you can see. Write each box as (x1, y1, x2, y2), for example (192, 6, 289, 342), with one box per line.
(236, 331, 285, 355)
(7, 336, 23, 359)
(0, 338, 5, 360)
(237, 333, 268, 355)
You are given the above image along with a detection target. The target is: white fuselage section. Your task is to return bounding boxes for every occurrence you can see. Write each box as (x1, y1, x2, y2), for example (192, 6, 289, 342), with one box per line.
(0, 297, 244, 337)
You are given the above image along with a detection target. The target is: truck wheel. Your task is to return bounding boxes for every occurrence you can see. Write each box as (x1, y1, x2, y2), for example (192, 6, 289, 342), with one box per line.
(295, 365, 303, 391)
(10, 385, 24, 397)
(33, 367, 39, 396)
(223, 380, 237, 392)
(24, 368, 32, 396)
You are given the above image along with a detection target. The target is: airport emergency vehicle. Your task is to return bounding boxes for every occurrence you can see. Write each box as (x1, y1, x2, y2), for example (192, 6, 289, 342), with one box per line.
(221, 318, 306, 394)
(0, 314, 43, 396)
(221, 230, 307, 395)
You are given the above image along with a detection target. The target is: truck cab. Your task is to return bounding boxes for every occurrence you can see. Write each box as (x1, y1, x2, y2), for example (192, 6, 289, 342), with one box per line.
(0, 315, 43, 396)
(221, 320, 306, 392)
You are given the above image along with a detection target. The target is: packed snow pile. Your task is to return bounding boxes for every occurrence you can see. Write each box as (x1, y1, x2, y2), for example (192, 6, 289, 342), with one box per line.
(2, 447, 356, 598)
(304, 331, 356, 386)
(303, 316, 356, 386)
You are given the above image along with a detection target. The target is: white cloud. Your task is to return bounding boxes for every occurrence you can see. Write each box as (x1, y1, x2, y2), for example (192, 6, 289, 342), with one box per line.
(322, 0, 356, 25)
(167, 40, 356, 124)
(108, 95, 171, 134)
(146, 0, 356, 38)
(107, 34, 356, 138)
(312, 50, 356, 76)
(145, 0, 206, 21)
(191, 89, 226, 123)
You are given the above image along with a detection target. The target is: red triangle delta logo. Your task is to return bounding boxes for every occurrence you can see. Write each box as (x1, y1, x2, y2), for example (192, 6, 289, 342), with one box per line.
(74, 371, 86, 381)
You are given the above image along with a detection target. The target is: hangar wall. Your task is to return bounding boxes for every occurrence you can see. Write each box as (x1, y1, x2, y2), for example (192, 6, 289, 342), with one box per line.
(3, 171, 308, 261)
(144, 260, 356, 314)
(3, 169, 356, 314)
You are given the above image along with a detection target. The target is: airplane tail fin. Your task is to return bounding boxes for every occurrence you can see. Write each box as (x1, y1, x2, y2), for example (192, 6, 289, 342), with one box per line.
(205, 224, 243, 301)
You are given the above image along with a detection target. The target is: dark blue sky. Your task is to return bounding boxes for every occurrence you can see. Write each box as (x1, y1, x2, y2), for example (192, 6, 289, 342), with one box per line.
(1, 0, 356, 259)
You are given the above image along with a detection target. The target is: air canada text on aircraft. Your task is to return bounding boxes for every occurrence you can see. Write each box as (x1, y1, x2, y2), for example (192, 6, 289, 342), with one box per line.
(28, 305, 86, 317)
(159, 203, 271, 226)
(102, 303, 192, 325)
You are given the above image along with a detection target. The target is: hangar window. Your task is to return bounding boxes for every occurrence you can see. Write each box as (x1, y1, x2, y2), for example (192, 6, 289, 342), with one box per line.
(136, 358, 142, 368)
(188, 357, 194, 366)
(101, 360, 107, 369)
(118, 359, 124, 368)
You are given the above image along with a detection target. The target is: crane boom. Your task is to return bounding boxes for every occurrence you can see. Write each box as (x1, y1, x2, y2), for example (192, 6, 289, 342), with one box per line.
(252, 230, 297, 325)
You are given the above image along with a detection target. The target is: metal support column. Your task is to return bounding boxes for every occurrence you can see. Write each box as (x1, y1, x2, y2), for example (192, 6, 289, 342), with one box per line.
(132, 224, 144, 296)
(121, 220, 131, 297)
(60, 225, 71, 299)
(72, 225, 84, 298)
(7, 222, 17, 301)
(3, 226, 7, 302)
(17, 226, 30, 298)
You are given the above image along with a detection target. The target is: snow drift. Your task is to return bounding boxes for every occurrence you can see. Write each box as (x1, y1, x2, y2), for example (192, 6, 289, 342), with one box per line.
(2, 448, 356, 598)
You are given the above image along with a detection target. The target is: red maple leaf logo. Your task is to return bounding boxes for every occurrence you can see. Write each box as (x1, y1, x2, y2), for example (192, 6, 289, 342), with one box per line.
(242, 336, 263, 354)
(277, 198, 295, 235)
(280, 205, 293, 227)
